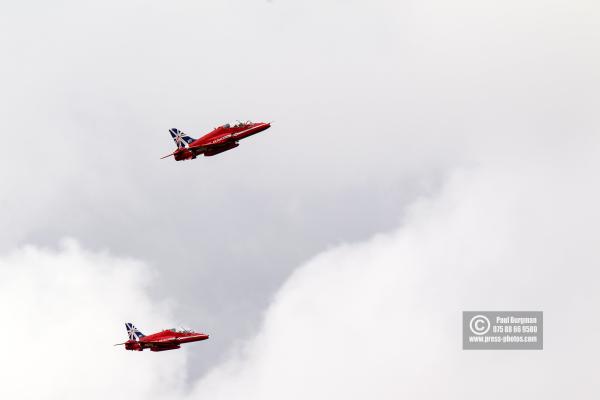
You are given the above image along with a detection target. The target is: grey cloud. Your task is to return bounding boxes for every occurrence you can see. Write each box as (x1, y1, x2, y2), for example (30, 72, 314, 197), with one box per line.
(188, 139, 600, 399)
(0, 0, 598, 384)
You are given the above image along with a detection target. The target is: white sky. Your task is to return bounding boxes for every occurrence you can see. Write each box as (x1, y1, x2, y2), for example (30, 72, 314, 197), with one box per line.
(0, 0, 599, 398)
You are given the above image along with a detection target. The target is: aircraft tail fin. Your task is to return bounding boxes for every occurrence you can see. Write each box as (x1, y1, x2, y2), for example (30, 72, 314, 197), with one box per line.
(125, 323, 146, 341)
(169, 128, 195, 149)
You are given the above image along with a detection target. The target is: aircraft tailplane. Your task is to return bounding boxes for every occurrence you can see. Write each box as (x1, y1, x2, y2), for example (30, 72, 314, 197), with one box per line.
(169, 128, 195, 149)
(125, 322, 146, 341)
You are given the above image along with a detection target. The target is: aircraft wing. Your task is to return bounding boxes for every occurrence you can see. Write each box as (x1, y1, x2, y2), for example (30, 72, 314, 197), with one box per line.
(187, 144, 207, 152)
(145, 339, 180, 348)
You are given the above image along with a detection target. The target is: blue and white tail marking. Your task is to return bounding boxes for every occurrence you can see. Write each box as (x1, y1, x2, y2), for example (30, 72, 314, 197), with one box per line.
(169, 128, 195, 149)
(126, 323, 146, 341)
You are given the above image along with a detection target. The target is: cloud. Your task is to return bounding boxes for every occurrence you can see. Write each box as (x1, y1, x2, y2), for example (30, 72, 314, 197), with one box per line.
(0, 240, 188, 400)
(0, 0, 472, 375)
(1, 0, 599, 386)
(3, 135, 598, 400)
(188, 138, 600, 399)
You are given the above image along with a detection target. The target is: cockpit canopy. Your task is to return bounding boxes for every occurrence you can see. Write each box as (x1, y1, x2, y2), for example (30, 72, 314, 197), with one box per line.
(168, 327, 193, 333)
(220, 121, 253, 129)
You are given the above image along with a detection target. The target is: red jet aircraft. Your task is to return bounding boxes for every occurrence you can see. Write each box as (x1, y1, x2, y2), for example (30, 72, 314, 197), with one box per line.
(115, 323, 209, 352)
(161, 120, 271, 161)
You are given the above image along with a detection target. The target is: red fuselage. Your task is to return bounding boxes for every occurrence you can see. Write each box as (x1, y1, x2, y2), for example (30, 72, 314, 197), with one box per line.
(173, 121, 271, 161)
(123, 329, 209, 352)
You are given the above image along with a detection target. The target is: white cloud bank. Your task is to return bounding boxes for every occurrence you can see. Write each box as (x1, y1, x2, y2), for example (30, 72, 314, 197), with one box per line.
(0, 241, 188, 400)
(189, 138, 600, 399)
(2, 139, 598, 399)
(1, 1, 599, 398)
